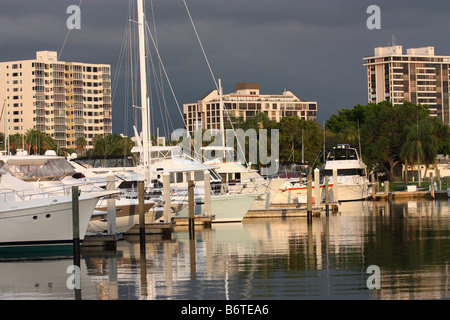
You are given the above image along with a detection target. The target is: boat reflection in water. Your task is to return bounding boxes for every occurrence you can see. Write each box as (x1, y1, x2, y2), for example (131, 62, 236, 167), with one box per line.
(0, 199, 448, 300)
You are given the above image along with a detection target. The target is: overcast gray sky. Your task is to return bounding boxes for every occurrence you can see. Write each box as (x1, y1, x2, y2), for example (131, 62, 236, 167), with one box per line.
(2, 0, 450, 137)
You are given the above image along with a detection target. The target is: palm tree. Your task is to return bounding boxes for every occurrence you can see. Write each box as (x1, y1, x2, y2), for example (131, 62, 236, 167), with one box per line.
(8, 133, 23, 154)
(418, 118, 438, 180)
(400, 120, 437, 183)
(400, 125, 423, 183)
(75, 137, 87, 156)
(90, 134, 135, 156)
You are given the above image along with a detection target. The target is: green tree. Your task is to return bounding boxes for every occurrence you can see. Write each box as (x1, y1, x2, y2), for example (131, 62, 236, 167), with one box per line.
(8, 133, 23, 154)
(277, 116, 323, 166)
(75, 137, 87, 156)
(400, 125, 423, 183)
(326, 100, 437, 180)
(24, 129, 57, 155)
(89, 134, 134, 156)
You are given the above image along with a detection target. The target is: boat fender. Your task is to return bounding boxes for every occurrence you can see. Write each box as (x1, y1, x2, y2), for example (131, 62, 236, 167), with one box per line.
(72, 172, 85, 179)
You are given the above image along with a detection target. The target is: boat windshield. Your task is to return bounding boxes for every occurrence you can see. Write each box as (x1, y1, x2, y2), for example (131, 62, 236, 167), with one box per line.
(71, 156, 135, 168)
(151, 147, 184, 160)
(326, 148, 359, 161)
(0, 158, 76, 181)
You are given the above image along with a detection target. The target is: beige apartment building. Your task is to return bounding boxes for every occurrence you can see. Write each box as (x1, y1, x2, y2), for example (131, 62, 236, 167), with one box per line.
(0, 51, 112, 149)
(363, 45, 450, 124)
(183, 82, 318, 133)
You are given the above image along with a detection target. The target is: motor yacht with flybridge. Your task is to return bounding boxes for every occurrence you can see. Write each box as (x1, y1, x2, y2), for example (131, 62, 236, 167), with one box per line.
(274, 144, 370, 203)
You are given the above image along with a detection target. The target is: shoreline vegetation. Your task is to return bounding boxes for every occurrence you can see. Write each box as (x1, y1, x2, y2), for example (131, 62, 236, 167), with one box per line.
(2, 100, 449, 184)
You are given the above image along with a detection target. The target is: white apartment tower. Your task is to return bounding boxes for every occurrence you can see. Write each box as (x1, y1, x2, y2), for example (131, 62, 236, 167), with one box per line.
(183, 82, 318, 134)
(0, 51, 112, 149)
(363, 45, 450, 124)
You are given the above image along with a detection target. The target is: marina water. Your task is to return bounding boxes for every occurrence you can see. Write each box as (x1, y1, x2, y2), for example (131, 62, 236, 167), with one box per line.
(0, 199, 449, 300)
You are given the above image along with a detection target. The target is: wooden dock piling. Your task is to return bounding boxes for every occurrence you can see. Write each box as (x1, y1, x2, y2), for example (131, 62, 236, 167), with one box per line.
(106, 174, 116, 235)
(163, 172, 171, 224)
(204, 170, 211, 216)
(332, 169, 338, 202)
(325, 176, 329, 216)
(384, 181, 390, 198)
(188, 180, 195, 237)
(314, 168, 320, 210)
(72, 186, 81, 268)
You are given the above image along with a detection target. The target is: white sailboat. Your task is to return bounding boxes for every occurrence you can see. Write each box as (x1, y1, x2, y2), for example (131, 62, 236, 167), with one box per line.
(129, 0, 263, 222)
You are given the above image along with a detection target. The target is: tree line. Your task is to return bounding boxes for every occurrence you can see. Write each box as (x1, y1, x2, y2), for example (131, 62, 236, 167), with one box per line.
(227, 101, 450, 181)
(2, 100, 448, 182)
(326, 101, 449, 181)
(0, 130, 134, 157)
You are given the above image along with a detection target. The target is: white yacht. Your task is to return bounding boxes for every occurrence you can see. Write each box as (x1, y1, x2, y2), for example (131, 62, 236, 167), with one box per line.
(176, 193, 260, 223)
(0, 171, 110, 249)
(274, 144, 370, 203)
(0, 152, 155, 234)
(322, 144, 370, 201)
(201, 146, 269, 195)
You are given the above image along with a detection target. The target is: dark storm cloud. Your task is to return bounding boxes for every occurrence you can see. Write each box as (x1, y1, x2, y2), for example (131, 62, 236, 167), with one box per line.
(1, 0, 450, 135)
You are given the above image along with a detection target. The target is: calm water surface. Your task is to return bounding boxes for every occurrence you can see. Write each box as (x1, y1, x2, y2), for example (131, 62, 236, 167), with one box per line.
(0, 199, 449, 300)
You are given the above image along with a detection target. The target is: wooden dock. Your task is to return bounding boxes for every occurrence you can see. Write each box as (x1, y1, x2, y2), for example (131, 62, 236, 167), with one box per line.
(172, 215, 214, 228)
(245, 203, 339, 219)
(371, 190, 447, 201)
(125, 221, 175, 236)
(83, 233, 123, 250)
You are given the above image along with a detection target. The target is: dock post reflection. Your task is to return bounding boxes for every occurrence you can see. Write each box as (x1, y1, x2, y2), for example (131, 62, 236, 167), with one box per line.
(307, 174, 312, 224)
(139, 232, 147, 298)
(138, 181, 146, 249)
(71, 186, 82, 300)
(164, 241, 173, 297)
(109, 255, 118, 299)
(188, 180, 195, 239)
(190, 230, 197, 280)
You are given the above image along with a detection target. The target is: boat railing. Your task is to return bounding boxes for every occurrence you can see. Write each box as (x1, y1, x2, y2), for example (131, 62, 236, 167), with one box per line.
(0, 188, 52, 202)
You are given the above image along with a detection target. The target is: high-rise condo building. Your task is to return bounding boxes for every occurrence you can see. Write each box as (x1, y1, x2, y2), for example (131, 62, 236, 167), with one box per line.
(363, 45, 450, 124)
(183, 82, 318, 134)
(0, 51, 112, 149)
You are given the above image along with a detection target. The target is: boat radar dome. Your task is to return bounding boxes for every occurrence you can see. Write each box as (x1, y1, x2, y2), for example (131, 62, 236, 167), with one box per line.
(44, 150, 57, 156)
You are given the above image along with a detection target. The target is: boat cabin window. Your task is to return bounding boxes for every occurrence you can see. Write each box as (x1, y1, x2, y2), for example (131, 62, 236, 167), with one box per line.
(72, 156, 134, 168)
(324, 169, 366, 176)
(209, 169, 221, 181)
(151, 150, 171, 160)
(0, 158, 76, 181)
(194, 170, 204, 182)
(326, 148, 358, 161)
(168, 169, 220, 184)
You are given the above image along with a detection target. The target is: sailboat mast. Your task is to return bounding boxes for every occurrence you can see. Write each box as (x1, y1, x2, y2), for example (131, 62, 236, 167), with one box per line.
(219, 78, 225, 157)
(137, 0, 151, 183)
(301, 128, 304, 163)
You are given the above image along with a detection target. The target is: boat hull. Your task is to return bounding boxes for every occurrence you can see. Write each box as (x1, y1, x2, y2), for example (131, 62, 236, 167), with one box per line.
(177, 193, 260, 223)
(0, 194, 100, 247)
(272, 182, 370, 203)
(88, 199, 155, 233)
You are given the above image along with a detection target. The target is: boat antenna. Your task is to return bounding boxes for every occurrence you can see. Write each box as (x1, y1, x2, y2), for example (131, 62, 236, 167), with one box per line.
(323, 121, 326, 163)
(357, 119, 362, 159)
(301, 128, 304, 164)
